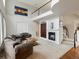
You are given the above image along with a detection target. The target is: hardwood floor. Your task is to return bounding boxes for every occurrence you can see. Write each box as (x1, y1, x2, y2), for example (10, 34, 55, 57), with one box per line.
(60, 47, 79, 59)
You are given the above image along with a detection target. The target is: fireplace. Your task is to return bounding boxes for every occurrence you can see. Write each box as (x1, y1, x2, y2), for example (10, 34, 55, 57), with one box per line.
(48, 32, 55, 41)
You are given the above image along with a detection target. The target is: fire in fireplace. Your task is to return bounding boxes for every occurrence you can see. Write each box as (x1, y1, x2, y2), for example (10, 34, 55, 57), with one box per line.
(48, 32, 55, 41)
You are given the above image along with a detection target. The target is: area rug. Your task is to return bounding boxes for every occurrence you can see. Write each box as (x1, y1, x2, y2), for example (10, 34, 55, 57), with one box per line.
(27, 38, 73, 59)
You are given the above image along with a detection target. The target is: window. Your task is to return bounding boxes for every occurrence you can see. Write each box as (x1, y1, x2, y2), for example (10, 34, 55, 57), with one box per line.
(0, 11, 3, 46)
(0, 11, 6, 46)
(3, 0, 5, 6)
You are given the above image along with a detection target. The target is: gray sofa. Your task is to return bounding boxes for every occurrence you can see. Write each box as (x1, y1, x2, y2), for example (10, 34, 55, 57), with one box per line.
(4, 33, 33, 59)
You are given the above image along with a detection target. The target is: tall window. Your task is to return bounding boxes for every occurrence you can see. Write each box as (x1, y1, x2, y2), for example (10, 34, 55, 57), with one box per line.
(3, 0, 5, 6)
(0, 11, 3, 46)
(3, 17, 6, 38)
(0, 11, 6, 46)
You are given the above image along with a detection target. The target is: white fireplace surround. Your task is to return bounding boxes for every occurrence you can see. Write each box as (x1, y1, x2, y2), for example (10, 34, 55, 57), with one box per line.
(39, 17, 63, 44)
(46, 17, 63, 44)
(48, 31, 60, 44)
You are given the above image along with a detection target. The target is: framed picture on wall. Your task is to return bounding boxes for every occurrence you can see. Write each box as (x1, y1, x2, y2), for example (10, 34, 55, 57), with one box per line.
(15, 6, 28, 16)
(50, 23, 54, 29)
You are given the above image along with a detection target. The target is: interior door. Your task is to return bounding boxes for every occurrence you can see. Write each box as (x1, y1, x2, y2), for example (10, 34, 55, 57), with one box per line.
(41, 23, 46, 38)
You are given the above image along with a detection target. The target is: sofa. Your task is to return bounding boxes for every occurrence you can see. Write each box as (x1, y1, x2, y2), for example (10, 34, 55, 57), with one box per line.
(16, 43, 33, 59)
(4, 33, 33, 59)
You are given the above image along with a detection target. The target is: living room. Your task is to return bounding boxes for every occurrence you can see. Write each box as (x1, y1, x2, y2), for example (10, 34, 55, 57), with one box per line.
(0, 0, 79, 59)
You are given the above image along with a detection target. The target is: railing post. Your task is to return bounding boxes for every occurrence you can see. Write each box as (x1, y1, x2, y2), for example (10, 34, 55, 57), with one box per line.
(74, 30, 77, 48)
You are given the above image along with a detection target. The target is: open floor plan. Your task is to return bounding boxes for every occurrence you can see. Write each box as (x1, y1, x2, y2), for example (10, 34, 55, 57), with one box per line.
(0, 0, 79, 59)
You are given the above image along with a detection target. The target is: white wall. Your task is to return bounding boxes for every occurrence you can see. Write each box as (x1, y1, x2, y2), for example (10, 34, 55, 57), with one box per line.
(0, 0, 5, 15)
(6, 0, 37, 36)
(61, 15, 79, 41)
(62, 16, 74, 40)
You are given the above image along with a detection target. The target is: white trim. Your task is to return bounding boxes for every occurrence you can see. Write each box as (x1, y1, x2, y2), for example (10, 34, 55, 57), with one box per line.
(51, 0, 59, 7)
(32, 10, 53, 21)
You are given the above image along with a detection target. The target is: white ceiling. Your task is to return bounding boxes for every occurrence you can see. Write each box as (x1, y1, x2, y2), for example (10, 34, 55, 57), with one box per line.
(18, 0, 51, 8)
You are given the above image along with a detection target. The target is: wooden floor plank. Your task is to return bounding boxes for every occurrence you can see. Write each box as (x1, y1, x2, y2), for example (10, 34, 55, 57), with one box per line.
(60, 47, 79, 59)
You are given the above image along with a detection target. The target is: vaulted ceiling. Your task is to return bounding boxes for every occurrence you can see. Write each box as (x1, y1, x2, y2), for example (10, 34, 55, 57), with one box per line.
(17, 0, 51, 14)
(18, 0, 51, 8)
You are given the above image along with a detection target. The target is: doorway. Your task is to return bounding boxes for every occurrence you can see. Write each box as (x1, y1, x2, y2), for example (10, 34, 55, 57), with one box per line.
(40, 22, 46, 38)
